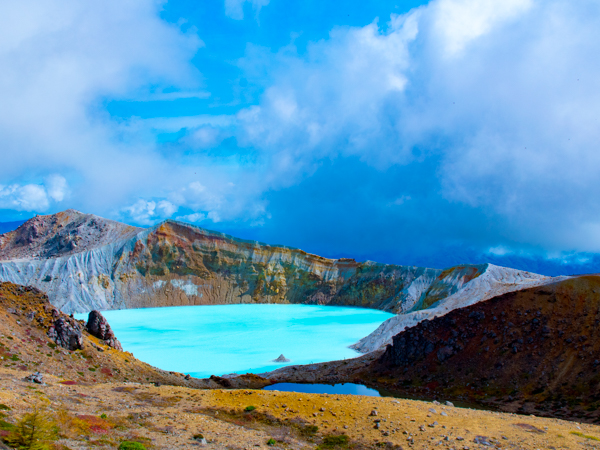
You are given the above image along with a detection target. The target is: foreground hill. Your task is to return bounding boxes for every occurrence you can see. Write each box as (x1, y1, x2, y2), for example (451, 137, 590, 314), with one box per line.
(0, 211, 559, 353)
(266, 275, 600, 423)
(0, 281, 263, 390)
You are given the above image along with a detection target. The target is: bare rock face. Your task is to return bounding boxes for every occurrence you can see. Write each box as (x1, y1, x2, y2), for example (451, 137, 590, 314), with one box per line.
(86, 310, 123, 351)
(273, 354, 291, 362)
(47, 316, 83, 350)
(0, 209, 141, 260)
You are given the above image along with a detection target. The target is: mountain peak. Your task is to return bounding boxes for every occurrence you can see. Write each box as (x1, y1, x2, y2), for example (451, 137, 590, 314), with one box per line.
(0, 209, 142, 261)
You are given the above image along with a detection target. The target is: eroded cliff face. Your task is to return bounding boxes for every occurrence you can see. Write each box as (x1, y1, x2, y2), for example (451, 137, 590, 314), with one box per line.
(0, 211, 560, 353)
(0, 212, 495, 315)
(99, 220, 451, 312)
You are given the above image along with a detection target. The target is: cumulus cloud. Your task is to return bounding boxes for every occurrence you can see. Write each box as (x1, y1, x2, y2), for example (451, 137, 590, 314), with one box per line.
(232, 0, 600, 252)
(0, 176, 68, 212)
(122, 199, 179, 226)
(45, 175, 69, 202)
(0, 0, 208, 212)
(2, 0, 599, 261)
(176, 213, 206, 223)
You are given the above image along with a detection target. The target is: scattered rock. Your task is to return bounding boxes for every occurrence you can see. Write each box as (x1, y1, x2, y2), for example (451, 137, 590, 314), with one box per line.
(370, 410, 378, 416)
(48, 317, 83, 350)
(473, 435, 492, 445)
(445, 401, 454, 407)
(25, 372, 44, 384)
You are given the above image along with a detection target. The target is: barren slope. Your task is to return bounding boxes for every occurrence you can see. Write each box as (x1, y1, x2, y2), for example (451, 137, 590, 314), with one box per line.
(0, 281, 265, 390)
(0, 209, 141, 260)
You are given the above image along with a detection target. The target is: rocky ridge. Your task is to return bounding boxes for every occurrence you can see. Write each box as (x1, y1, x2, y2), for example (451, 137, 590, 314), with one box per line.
(0, 210, 561, 352)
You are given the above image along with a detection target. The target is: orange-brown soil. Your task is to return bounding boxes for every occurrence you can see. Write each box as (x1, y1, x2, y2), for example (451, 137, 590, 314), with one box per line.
(2, 368, 600, 449)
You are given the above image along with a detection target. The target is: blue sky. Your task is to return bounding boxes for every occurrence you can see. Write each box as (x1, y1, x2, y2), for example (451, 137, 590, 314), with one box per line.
(1, 0, 600, 274)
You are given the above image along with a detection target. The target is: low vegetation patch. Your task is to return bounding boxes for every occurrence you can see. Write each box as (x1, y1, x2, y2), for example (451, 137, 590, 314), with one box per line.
(4, 407, 58, 450)
(118, 441, 147, 450)
(571, 431, 600, 441)
(319, 434, 349, 448)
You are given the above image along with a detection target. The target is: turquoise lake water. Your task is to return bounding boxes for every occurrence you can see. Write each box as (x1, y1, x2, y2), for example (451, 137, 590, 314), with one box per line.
(76, 304, 393, 378)
(265, 383, 381, 396)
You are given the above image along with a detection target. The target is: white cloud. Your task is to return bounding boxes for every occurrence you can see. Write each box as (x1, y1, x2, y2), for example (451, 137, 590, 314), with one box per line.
(45, 174, 68, 202)
(156, 200, 178, 217)
(431, 0, 533, 56)
(122, 199, 179, 225)
(176, 213, 206, 223)
(0, 177, 70, 212)
(231, 0, 600, 252)
(225, 0, 270, 20)
(0, 0, 203, 213)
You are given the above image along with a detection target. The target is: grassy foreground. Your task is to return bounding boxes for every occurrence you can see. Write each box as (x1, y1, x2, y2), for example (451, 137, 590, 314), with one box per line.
(1, 367, 599, 449)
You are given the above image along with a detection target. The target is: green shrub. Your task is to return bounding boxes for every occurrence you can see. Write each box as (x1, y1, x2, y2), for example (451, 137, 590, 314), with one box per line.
(267, 438, 276, 445)
(193, 433, 204, 440)
(100, 414, 107, 420)
(0, 419, 15, 431)
(0, 404, 11, 410)
(244, 406, 256, 412)
(304, 425, 319, 435)
(118, 442, 147, 450)
(321, 434, 349, 448)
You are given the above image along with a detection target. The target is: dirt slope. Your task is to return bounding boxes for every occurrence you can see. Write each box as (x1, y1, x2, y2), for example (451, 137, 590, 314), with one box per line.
(0, 281, 266, 390)
(265, 275, 600, 424)
(369, 275, 600, 422)
(2, 370, 599, 450)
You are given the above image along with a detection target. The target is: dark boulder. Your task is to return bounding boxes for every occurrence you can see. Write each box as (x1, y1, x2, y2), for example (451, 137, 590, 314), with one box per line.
(85, 310, 123, 351)
(48, 317, 83, 350)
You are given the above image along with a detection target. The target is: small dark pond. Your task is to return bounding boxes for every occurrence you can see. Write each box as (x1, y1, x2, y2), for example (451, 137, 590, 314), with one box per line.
(264, 382, 381, 396)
